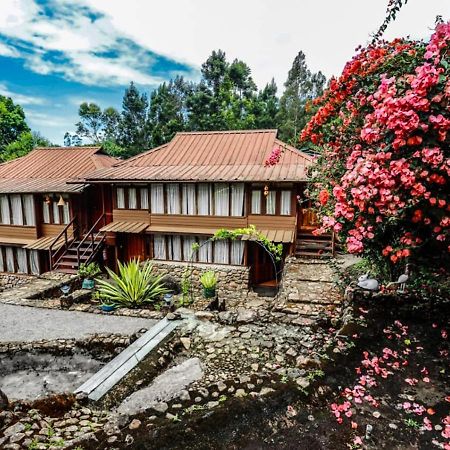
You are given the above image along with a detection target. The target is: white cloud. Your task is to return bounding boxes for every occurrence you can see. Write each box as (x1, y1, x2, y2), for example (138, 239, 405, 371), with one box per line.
(0, 42, 19, 57)
(82, 0, 449, 88)
(0, 0, 192, 87)
(0, 83, 46, 105)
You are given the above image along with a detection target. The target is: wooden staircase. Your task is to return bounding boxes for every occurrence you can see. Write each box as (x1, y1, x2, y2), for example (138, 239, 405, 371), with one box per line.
(295, 232, 335, 258)
(50, 214, 107, 274)
(53, 235, 105, 274)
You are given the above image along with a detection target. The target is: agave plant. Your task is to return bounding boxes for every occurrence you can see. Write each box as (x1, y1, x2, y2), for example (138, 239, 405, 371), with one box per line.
(95, 259, 169, 307)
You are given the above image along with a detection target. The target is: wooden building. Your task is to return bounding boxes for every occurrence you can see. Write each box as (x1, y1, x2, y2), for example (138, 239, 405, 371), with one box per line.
(80, 130, 327, 287)
(0, 146, 117, 274)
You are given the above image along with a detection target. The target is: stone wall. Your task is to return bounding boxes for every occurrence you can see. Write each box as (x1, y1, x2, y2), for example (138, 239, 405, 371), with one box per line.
(0, 272, 35, 292)
(151, 260, 250, 307)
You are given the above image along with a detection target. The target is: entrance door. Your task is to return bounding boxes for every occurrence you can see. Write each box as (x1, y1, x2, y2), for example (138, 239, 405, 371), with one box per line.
(298, 200, 319, 232)
(248, 242, 276, 285)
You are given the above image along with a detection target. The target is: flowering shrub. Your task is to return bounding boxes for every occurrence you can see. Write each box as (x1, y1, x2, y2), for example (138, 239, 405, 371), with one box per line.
(300, 21, 450, 276)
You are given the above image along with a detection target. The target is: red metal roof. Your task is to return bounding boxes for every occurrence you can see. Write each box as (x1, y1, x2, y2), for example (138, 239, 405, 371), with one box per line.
(0, 146, 118, 193)
(83, 130, 312, 183)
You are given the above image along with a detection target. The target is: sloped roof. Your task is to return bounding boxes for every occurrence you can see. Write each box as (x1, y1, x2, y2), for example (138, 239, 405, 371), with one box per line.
(0, 146, 118, 193)
(83, 130, 312, 183)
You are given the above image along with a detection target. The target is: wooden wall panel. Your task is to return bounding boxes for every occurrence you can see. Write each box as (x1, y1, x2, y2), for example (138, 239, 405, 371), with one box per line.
(247, 215, 295, 230)
(150, 215, 247, 229)
(41, 224, 73, 237)
(113, 209, 150, 223)
(0, 225, 37, 240)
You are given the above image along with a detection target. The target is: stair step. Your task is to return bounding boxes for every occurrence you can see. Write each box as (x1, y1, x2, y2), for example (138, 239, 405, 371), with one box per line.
(59, 254, 90, 261)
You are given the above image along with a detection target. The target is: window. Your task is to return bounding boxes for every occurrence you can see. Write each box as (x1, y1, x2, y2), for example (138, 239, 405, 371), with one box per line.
(116, 188, 125, 208)
(266, 191, 276, 215)
(166, 184, 181, 214)
(140, 187, 149, 210)
(280, 191, 291, 215)
(0, 194, 36, 226)
(42, 195, 71, 225)
(151, 184, 164, 213)
(197, 184, 212, 215)
(231, 184, 245, 216)
(251, 190, 261, 214)
(214, 183, 229, 216)
(128, 188, 137, 209)
(0, 245, 40, 274)
(151, 235, 243, 265)
(182, 184, 196, 215)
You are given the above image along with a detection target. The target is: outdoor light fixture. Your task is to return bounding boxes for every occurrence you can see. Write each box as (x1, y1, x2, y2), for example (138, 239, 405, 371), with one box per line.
(44, 195, 51, 204)
(263, 185, 270, 197)
(57, 195, 66, 206)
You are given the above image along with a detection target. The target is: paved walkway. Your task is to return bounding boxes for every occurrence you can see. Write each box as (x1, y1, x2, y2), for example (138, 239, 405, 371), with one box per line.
(0, 303, 156, 342)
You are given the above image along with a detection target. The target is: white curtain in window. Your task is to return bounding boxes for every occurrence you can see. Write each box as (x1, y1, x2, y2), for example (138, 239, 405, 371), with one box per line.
(11, 195, 23, 225)
(197, 184, 211, 215)
(214, 240, 229, 264)
(42, 201, 50, 224)
(231, 184, 244, 216)
(182, 236, 196, 262)
(128, 188, 137, 209)
(153, 235, 166, 259)
(62, 202, 70, 224)
(214, 183, 229, 216)
(0, 248, 4, 272)
(116, 187, 125, 208)
(140, 187, 149, 210)
(198, 238, 213, 263)
(266, 191, 276, 214)
(182, 184, 196, 215)
(23, 195, 35, 226)
(52, 201, 60, 224)
(1, 195, 10, 224)
(230, 240, 244, 265)
(6, 247, 14, 272)
(166, 184, 180, 214)
(16, 248, 28, 273)
(171, 235, 182, 260)
(29, 250, 40, 275)
(280, 191, 291, 215)
(251, 190, 261, 214)
(151, 184, 164, 213)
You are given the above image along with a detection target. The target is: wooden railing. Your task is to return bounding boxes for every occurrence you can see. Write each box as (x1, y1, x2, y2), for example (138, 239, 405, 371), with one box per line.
(76, 213, 107, 266)
(49, 217, 77, 270)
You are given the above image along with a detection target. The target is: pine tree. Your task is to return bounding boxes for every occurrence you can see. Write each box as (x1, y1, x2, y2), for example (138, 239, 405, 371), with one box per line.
(118, 82, 151, 156)
(276, 51, 326, 146)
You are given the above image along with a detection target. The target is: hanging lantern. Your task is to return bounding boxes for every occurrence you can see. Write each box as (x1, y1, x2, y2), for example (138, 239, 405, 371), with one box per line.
(57, 195, 65, 206)
(263, 185, 270, 197)
(44, 195, 51, 204)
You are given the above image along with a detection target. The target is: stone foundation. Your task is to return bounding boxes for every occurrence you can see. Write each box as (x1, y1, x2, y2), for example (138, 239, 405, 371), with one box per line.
(0, 272, 35, 291)
(151, 260, 250, 307)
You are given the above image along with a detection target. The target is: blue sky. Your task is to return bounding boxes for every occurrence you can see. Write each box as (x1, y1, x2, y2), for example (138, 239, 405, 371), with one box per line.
(0, 0, 448, 144)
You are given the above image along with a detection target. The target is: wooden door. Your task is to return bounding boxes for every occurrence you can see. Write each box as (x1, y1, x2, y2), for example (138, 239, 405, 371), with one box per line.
(248, 242, 276, 285)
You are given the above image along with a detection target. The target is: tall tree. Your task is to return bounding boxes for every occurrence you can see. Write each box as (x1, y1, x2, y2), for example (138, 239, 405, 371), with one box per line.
(276, 51, 326, 145)
(2, 131, 55, 161)
(148, 76, 190, 146)
(252, 79, 279, 129)
(0, 95, 30, 153)
(118, 82, 151, 156)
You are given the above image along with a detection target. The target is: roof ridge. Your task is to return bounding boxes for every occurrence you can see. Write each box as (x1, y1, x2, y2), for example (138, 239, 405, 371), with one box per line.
(175, 129, 278, 136)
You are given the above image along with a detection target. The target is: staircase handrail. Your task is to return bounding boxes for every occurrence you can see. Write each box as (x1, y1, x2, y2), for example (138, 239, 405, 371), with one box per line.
(49, 216, 77, 270)
(76, 213, 107, 266)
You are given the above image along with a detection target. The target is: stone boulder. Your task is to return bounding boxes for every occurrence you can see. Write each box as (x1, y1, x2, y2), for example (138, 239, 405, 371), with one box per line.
(0, 389, 9, 410)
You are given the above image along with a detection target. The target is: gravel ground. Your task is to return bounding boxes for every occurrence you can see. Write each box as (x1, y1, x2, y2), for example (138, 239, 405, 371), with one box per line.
(0, 303, 156, 342)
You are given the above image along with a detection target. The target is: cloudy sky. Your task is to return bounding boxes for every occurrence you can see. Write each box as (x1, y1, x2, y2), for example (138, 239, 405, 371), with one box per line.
(0, 0, 448, 144)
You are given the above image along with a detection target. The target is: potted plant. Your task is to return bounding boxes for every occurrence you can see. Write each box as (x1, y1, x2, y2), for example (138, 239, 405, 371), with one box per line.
(100, 300, 116, 312)
(78, 262, 101, 289)
(200, 270, 217, 298)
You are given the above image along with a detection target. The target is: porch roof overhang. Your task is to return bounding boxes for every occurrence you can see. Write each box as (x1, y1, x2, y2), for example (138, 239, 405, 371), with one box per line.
(0, 237, 36, 246)
(24, 235, 68, 251)
(147, 226, 295, 243)
(101, 221, 149, 234)
(0, 179, 87, 194)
